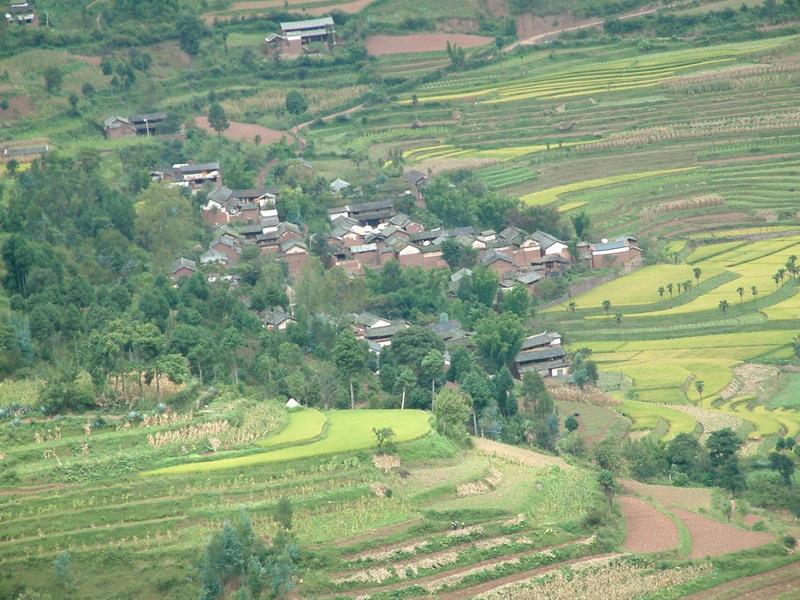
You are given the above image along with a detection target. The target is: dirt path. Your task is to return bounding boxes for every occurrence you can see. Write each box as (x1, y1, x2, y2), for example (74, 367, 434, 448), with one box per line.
(672, 508, 775, 559)
(507, 4, 673, 50)
(472, 437, 569, 468)
(297, 103, 364, 131)
(682, 561, 800, 600)
(619, 495, 680, 554)
(436, 553, 621, 600)
(256, 158, 279, 187)
(203, 0, 375, 23)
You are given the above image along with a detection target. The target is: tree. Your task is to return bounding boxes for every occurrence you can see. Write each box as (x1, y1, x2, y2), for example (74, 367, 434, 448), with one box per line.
(598, 470, 618, 513)
(134, 184, 198, 271)
(274, 497, 293, 531)
(565, 414, 579, 432)
(594, 437, 620, 471)
(751, 285, 758, 298)
(373, 427, 396, 451)
(334, 330, 367, 408)
(176, 15, 205, 56)
(693, 267, 702, 288)
(706, 428, 741, 467)
(494, 366, 517, 417)
(570, 211, 591, 239)
(52, 551, 74, 590)
(68, 93, 79, 115)
(395, 366, 415, 410)
(666, 282, 674, 297)
(658, 286, 665, 298)
(474, 312, 524, 372)
(391, 327, 445, 376)
(521, 372, 552, 416)
(602, 299, 611, 317)
(769, 451, 795, 485)
(719, 299, 730, 316)
(285, 90, 308, 121)
(420, 349, 444, 401)
(614, 312, 622, 324)
(694, 379, 704, 403)
(208, 102, 229, 136)
(461, 369, 494, 434)
(504, 283, 530, 318)
(433, 388, 471, 440)
(43, 67, 63, 93)
(446, 41, 466, 69)
(568, 301, 577, 313)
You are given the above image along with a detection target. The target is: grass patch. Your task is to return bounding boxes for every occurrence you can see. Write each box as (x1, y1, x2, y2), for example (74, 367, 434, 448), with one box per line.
(145, 410, 431, 475)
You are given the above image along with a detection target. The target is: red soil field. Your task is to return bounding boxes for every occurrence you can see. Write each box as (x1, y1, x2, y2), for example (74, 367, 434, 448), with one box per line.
(672, 508, 775, 559)
(621, 479, 712, 512)
(365, 33, 493, 56)
(194, 116, 292, 144)
(619, 496, 680, 553)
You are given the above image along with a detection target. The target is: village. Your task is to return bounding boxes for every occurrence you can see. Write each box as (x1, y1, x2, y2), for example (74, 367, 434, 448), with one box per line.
(161, 157, 642, 383)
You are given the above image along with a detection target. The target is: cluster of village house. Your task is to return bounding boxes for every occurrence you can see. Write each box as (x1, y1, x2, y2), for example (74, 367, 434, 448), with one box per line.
(5, 1, 36, 25)
(165, 161, 642, 379)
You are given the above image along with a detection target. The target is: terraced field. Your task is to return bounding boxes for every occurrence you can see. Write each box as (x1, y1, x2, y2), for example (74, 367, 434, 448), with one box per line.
(543, 234, 800, 445)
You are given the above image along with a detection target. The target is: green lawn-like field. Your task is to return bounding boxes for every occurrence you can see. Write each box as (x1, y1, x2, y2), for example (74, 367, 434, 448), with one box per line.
(256, 407, 328, 448)
(147, 409, 431, 475)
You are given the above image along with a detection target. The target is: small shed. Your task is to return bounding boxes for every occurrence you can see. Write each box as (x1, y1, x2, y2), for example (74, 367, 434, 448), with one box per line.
(286, 398, 301, 409)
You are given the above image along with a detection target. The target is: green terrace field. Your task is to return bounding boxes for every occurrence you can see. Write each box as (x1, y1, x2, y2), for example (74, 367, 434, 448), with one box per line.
(0, 401, 626, 600)
(305, 33, 800, 240)
(541, 234, 800, 446)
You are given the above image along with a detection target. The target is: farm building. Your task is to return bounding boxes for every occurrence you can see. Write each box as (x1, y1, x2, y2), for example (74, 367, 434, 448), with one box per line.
(265, 17, 335, 53)
(129, 112, 168, 136)
(262, 309, 296, 331)
(104, 113, 169, 138)
(170, 258, 197, 280)
(103, 116, 136, 139)
(5, 1, 36, 24)
(160, 162, 222, 189)
(329, 199, 396, 227)
(513, 331, 569, 378)
(588, 236, 643, 269)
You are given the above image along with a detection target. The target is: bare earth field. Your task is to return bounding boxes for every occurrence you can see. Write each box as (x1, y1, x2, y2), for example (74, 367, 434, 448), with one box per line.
(619, 495, 680, 553)
(194, 116, 291, 144)
(672, 508, 775, 559)
(621, 479, 712, 512)
(365, 34, 494, 56)
(0, 96, 34, 121)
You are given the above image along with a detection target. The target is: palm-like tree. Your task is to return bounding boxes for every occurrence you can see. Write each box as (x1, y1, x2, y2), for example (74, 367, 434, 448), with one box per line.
(751, 285, 758, 297)
(615, 312, 623, 324)
(666, 283, 674, 297)
(658, 286, 665, 298)
(778, 268, 787, 285)
(774, 273, 782, 288)
(693, 267, 702, 289)
(719, 299, 730, 316)
(602, 299, 612, 317)
(737, 287, 745, 302)
(568, 301, 577, 313)
(683, 280, 693, 293)
(787, 255, 797, 277)
(694, 379, 705, 403)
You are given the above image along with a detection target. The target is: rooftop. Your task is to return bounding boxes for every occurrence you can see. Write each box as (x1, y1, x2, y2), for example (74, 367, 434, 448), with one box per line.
(280, 17, 334, 30)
